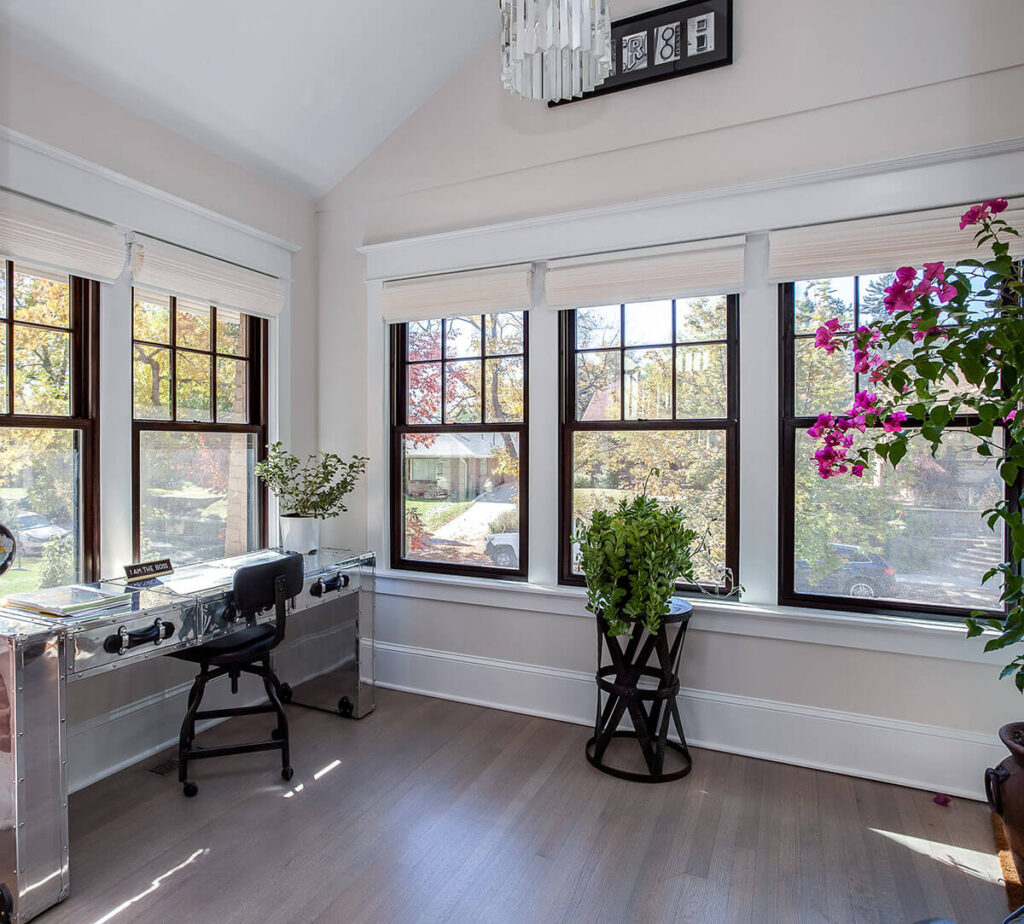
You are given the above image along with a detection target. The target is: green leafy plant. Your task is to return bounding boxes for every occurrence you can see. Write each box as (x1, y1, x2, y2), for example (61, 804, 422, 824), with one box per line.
(574, 474, 698, 636)
(254, 442, 368, 520)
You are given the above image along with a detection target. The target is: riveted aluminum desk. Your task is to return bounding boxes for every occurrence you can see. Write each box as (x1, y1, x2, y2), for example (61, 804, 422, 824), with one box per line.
(0, 547, 375, 922)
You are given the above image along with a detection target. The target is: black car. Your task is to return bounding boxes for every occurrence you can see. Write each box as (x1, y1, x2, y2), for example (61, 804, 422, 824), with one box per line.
(795, 543, 897, 599)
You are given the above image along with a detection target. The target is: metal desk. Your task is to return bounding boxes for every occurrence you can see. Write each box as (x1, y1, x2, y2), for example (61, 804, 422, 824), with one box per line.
(0, 547, 375, 922)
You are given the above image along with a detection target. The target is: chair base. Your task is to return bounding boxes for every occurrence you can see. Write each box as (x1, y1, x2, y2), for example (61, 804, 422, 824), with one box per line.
(177, 653, 292, 797)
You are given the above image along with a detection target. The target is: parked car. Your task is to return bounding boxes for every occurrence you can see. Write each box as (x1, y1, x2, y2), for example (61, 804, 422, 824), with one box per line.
(485, 533, 519, 568)
(795, 543, 897, 599)
(10, 511, 71, 556)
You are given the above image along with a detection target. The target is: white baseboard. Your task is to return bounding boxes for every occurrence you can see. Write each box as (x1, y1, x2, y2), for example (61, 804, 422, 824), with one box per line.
(373, 640, 1003, 802)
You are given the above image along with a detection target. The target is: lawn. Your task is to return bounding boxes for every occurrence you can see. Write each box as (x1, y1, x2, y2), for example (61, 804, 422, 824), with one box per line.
(0, 558, 45, 597)
(405, 498, 475, 532)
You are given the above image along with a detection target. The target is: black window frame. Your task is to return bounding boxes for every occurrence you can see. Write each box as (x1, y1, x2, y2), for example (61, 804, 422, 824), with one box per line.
(389, 313, 530, 579)
(558, 295, 740, 592)
(1, 261, 101, 581)
(778, 276, 1014, 620)
(130, 290, 269, 561)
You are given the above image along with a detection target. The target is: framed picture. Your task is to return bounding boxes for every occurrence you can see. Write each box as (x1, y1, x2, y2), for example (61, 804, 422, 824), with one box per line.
(551, 0, 733, 106)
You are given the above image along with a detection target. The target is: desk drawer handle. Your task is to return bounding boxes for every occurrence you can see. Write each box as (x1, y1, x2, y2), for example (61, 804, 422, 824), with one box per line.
(104, 619, 175, 655)
(311, 573, 350, 597)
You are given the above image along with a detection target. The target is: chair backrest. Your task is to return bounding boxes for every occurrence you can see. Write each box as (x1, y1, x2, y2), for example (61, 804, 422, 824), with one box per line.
(232, 553, 304, 644)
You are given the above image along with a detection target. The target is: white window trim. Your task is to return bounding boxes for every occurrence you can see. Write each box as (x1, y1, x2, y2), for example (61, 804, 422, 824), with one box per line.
(364, 137, 1024, 658)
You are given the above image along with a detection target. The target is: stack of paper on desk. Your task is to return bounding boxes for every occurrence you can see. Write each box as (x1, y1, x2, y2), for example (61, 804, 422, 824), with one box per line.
(3, 584, 131, 617)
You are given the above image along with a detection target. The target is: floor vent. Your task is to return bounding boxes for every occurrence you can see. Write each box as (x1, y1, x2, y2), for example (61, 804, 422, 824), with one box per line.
(147, 757, 179, 777)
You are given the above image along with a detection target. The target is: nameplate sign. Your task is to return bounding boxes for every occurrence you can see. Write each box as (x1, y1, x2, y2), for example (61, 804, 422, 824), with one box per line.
(124, 559, 174, 583)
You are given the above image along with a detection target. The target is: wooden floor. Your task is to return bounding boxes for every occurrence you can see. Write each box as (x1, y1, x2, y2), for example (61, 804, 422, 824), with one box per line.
(44, 688, 1006, 924)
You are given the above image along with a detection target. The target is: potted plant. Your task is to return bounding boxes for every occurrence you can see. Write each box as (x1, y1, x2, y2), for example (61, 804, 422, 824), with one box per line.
(804, 198, 1023, 865)
(574, 481, 701, 781)
(254, 442, 368, 553)
(575, 487, 699, 638)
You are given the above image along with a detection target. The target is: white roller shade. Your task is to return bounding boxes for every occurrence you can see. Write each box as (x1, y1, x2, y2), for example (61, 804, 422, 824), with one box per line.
(131, 235, 286, 318)
(545, 237, 746, 310)
(0, 188, 128, 283)
(380, 264, 533, 323)
(768, 200, 1024, 282)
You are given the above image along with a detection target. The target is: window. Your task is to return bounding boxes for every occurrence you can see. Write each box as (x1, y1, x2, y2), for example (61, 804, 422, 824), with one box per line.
(0, 261, 99, 592)
(779, 274, 1008, 616)
(132, 290, 267, 564)
(391, 312, 528, 576)
(560, 296, 739, 589)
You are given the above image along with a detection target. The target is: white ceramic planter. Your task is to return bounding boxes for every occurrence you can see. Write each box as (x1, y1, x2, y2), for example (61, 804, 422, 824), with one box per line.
(280, 516, 320, 554)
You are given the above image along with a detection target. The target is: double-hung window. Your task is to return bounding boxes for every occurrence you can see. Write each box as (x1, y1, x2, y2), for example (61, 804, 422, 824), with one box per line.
(0, 261, 99, 591)
(390, 312, 528, 576)
(779, 273, 1008, 616)
(132, 290, 268, 564)
(559, 295, 739, 589)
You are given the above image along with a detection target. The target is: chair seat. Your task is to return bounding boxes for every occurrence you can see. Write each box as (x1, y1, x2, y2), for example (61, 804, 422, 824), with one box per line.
(171, 624, 276, 666)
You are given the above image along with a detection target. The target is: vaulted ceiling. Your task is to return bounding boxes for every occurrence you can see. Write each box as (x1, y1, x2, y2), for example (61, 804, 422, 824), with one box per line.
(0, 0, 497, 198)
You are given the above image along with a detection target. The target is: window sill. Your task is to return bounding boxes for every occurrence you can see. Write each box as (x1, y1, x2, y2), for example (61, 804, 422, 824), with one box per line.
(373, 567, 1000, 666)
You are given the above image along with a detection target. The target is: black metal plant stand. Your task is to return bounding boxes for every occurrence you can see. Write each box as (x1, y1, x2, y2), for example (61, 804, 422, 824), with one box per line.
(586, 597, 694, 783)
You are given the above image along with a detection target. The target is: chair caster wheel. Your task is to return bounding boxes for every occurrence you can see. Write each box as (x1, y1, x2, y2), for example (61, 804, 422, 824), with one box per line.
(271, 728, 283, 740)
(338, 696, 354, 718)
(279, 684, 293, 704)
(281, 766, 294, 782)
(183, 781, 198, 798)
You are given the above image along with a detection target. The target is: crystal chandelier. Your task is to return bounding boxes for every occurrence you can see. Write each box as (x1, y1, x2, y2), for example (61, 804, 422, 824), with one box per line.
(500, 0, 613, 102)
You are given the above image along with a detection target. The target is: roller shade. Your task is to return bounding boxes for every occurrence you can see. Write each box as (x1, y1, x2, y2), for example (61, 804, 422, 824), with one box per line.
(131, 235, 286, 318)
(0, 188, 128, 283)
(380, 264, 532, 323)
(768, 200, 1024, 283)
(545, 237, 745, 310)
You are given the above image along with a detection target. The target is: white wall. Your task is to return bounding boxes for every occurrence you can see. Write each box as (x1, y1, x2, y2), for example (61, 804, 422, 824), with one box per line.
(0, 45, 321, 784)
(0, 46, 319, 458)
(317, 0, 1024, 798)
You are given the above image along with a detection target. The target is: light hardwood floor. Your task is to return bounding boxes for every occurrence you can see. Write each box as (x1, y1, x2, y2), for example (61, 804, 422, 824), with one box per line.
(44, 688, 1006, 923)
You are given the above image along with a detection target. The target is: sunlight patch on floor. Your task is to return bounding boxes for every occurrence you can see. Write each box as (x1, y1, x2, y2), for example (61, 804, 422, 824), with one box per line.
(90, 848, 207, 924)
(869, 827, 1002, 884)
(314, 758, 342, 781)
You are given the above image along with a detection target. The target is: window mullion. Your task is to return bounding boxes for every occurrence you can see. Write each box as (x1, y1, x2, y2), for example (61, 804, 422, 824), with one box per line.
(170, 296, 178, 422)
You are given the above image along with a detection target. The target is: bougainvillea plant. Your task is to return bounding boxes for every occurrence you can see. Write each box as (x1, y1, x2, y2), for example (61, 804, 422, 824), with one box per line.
(807, 198, 1024, 687)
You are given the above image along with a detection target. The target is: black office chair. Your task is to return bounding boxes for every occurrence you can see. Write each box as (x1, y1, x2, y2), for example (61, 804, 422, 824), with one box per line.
(171, 552, 304, 797)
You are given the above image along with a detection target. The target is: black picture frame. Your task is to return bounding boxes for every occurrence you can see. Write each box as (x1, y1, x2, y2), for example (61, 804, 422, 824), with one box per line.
(550, 0, 733, 107)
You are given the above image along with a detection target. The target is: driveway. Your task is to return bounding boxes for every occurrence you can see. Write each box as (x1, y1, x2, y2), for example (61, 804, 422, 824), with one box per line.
(433, 482, 517, 543)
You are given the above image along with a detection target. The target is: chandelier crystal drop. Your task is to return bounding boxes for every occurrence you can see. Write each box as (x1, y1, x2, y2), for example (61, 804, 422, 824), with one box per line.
(500, 0, 613, 102)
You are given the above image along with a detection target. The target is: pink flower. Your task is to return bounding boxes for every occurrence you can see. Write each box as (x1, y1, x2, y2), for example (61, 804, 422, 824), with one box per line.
(808, 413, 833, 439)
(938, 284, 957, 303)
(922, 261, 946, 282)
(883, 411, 908, 434)
(850, 391, 880, 416)
(1005, 409, 1018, 424)
(960, 204, 986, 230)
(814, 317, 846, 354)
(986, 197, 1008, 214)
(852, 464, 865, 477)
(883, 274, 918, 314)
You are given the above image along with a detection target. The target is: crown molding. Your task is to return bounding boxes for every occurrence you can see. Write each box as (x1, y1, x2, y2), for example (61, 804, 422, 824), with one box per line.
(0, 125, 302, 255)
(358, 136, 1024, 281)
